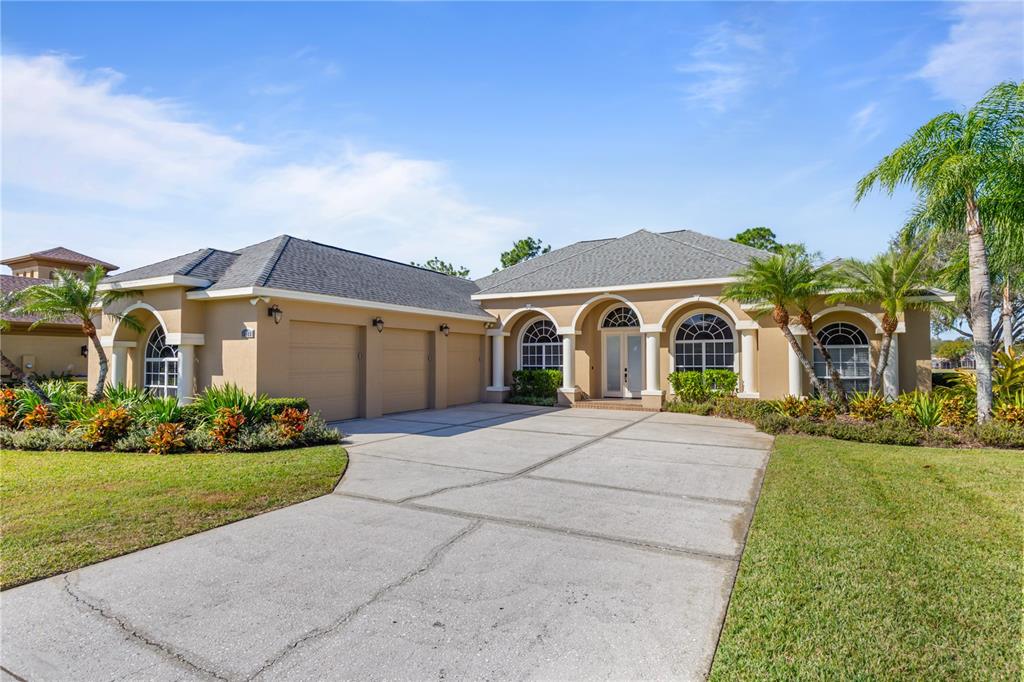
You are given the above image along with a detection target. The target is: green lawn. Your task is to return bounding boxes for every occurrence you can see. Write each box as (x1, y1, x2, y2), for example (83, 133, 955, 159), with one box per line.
(711, 435, 1022, 680)
(1, 446, 348, 589)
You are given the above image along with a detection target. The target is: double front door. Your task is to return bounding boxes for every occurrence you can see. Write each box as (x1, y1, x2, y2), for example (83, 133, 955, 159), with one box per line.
(603, 332, 643, 398)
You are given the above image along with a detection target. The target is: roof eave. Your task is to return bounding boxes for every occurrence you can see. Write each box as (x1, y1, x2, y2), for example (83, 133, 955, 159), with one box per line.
(471, 277, 738, 300)
(98, 275, 212, 291)
(187, 286, 497, 323)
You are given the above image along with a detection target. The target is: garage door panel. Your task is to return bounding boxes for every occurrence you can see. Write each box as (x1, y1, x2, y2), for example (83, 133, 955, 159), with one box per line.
(382, 329, 430, 414)
(288, 321, 361, 421)
(446, 333, 482, 407)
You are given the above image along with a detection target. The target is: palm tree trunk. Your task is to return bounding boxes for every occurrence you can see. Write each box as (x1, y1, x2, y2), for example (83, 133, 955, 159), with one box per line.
(1, 353, 50, 403)
(875, 333, 892, 396)
(810, 332, 847, 405)
(965, 195, 993, 422)
(1002, 280, 1013, 353)
(780, 324, 827, 397)
(89, 331, 108, 401)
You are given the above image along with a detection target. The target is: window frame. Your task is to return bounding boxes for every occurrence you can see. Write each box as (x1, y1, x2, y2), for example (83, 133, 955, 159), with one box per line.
(813, 322, 871, 393)
(143, 326, 180, 398)
(671, 311, 736, 374)
(518, 316, 563, 371)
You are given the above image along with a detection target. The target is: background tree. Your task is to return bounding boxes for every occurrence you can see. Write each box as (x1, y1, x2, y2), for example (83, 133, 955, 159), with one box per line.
(722, 248, 829, 398)
(410, 257, 470, 278)
(730, 226, 785, 253)
(831, 246, 932, 394)
(20, 266, 142, 400)
(0, 291, 50, 402)
(934, 339, 973, 363)
(496, 237, 551, 271)
(855, 81, 1024, 421)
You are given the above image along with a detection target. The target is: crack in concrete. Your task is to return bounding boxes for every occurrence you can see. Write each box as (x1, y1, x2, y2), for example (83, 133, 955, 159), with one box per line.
(335, 408, 553, 450)
(246, 520, 483, 681)
(394, 412, 658, 504)
(0, 665, 29, 682)
(522, 473, 752, 507)
(62, 575, 229, 681)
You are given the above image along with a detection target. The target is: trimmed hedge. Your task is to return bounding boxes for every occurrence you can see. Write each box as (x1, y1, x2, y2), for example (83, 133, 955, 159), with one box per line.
(667, 369, 738, 402)
(512, 369, 562, 400)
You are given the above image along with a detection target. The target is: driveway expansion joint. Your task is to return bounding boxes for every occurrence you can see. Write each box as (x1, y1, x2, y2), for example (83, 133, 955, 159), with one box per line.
(247, 520, 483, 681)
(62, 575, 229, 682)
(522, 473, 753, 507)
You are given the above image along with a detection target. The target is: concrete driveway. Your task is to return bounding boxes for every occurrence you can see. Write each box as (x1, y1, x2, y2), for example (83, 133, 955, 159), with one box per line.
(1, 403, 773, 681)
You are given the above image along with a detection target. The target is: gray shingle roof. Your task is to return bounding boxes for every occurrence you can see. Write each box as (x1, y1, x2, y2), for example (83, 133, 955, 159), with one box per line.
(106, 235, 489, 318)
(473, 229, 772, 295)
(1, 275, 76, 326)
(105, 249, 239, 283)
(1, 246, 118, 271)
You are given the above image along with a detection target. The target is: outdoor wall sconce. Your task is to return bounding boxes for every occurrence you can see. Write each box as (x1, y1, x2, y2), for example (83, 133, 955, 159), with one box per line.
(372, 317, 385, 333)
(268, 304, 283, 324)
(80, 345, 88, 357)
(439, 323, 450, 337)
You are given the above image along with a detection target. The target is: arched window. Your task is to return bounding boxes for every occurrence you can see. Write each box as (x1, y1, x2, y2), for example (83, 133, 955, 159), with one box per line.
(144, 327, 179, 398)
(520, 319, 562, 370)
(602, 306, 640, 328)
(814, 322, 870, 393)
(674, 313, 734, 372)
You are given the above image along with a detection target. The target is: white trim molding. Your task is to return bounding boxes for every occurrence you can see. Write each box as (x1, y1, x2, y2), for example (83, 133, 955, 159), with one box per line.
(99, 338, 137, 349)
(186, 286, 497, 323)
(568, 294, 645, 331)
(471, 277, 737, 301)
(657, 296, 742, 329)
(99, 275, 211, 291)
(166, 332, 205, 346)
(810, 306, 902, 335)
(108, 302, 171, 341)
(496, 306, 560, 329)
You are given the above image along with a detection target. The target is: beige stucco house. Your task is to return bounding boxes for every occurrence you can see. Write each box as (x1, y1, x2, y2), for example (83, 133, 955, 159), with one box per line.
(91, 230, 941, 420)
(1, 247, 118, 380)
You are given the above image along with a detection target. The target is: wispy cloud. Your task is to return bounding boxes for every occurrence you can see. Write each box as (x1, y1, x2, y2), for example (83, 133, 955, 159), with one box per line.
(1, 54, 521, 276)
(676, 20, 786, 112)
(918, 2, 1023, 105)
(249, 82, 303, 97)
(849, 102, 882, 142)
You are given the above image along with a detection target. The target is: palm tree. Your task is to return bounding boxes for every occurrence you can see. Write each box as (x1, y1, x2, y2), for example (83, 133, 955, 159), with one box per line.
(0, 291, 50, 402)
(722, 248, 829, 398)
(791, 260, 848, 407)
(20, 266, 141, 400)
(831, 247, 931, 396)
(855, 81, 1024, 421)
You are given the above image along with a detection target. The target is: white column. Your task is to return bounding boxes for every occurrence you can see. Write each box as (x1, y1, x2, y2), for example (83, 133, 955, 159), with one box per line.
(787, 341, 804, 397)
(883, 336, 899, 399)
(561, 334, 575, 390)
(177, 345, 195, 404)
(110, 346, 128, 387)
(489, 333, 506, 389)
(644, 332, 659, 393)
(740, 329, 758, 396)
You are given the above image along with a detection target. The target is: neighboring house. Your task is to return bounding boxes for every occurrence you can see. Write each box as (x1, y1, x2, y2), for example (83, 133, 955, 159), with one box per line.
(92, 230, 942, 419)
(931, 354, 976, 370)
(1, 248, 119, 380)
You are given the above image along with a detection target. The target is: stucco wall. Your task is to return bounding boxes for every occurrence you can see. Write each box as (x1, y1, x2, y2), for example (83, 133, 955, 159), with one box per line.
(0, 330, 87, 378)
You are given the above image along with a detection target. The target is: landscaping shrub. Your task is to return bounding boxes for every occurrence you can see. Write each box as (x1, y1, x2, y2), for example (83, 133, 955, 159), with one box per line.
(511, 369, 562, 399)
(21, 404, 56, 430)
(668, 370, 738, 402)
(112, 427, 152, 453)
(146, 422, 188, 455)
(103, 384, 150, 410)
(292, 414, 339, 448)
(972, 421, 1024, 448)
(507, 395, 557, 407)
(179, 402, 206, 428)
(825, 419, 922, 446)
(910, 392, 942, 430)
(135, 396, 182, 426)
(10, 427, 81, 451)
(0, 388, 18, 428)
(848, 391, 890, 423)
(755, 412, 793, 435)
(273, 407, 309, 441)
(938, 393, 974, 429)
(770, 395, 834, 421)
(993, 390, 1024, 426)
(266, 397, 310, 415)
(211, 406, 246, 447)
(82, 406, 134, 447)
(184, 426, 216, 452)
(666, 400, 714, 416)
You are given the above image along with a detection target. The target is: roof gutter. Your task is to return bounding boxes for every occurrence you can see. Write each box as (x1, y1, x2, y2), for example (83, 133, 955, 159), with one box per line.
(186, 286, 497, 323)
(98, 275, 211, 291)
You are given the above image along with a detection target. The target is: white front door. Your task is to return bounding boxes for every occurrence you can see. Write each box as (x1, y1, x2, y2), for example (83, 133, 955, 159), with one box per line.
(603, 332, 643, 398)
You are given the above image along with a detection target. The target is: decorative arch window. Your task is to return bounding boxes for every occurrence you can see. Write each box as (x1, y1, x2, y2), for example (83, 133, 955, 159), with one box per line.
(144, 327, 179, 398)
(602, 306, 640, 328)
(674, 313, 734, 372)
(814, 322, 870, 393)
(520, 319, 563, 370)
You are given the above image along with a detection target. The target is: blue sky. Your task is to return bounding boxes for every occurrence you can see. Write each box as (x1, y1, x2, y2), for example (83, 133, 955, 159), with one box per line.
(2, 1, 1021, 277)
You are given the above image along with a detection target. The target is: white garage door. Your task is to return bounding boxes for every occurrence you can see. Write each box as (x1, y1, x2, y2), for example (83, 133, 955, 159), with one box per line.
(382, 329, 430, 414)
(288, 321, 361, 421)
(446, 332, 482, 406)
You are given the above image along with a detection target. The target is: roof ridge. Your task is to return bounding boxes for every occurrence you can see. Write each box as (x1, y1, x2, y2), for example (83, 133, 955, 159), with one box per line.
(180, 249, 220, 277)
(475, 237, 617, 293)
(655, 230, 752, 266)
(257, 235, 292, 287)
